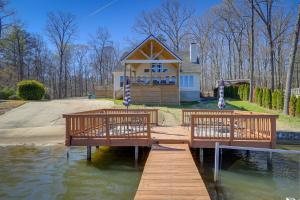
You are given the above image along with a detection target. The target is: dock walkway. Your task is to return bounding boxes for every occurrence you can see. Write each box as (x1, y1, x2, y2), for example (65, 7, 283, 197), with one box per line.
(134, 143, 210, 200)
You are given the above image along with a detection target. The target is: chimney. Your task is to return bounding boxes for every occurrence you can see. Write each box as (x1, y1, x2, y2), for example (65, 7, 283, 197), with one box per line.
(190, 43, 199, 64)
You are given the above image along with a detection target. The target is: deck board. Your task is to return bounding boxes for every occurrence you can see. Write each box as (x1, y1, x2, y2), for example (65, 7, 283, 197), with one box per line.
(134, 143, 210, 200)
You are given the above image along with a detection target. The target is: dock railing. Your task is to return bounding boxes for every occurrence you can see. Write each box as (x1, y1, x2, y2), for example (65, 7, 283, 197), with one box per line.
(190, 111, 277, 148)
(63, 112, 151, 146)
(75, 108, 158, 125)
(182, 109, 234, 126)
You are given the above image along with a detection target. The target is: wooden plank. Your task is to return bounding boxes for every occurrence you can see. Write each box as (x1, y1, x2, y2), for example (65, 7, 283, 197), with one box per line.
(134, 144, 210, 200)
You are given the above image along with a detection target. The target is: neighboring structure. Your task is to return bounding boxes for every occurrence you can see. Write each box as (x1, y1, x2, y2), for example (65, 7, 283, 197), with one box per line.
(113, 35, 201, 105)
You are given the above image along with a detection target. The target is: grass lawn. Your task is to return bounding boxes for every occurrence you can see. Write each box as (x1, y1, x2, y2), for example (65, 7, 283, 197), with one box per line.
(227, 99, 300, 132)
(0, 100, 26, 115)
(98, 98, 300, 132)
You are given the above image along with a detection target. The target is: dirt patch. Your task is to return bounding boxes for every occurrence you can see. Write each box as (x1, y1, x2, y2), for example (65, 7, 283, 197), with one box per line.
(0, 100, 26, 115)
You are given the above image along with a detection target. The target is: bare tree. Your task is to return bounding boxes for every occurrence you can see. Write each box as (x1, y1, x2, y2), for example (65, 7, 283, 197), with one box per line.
(0, 0, 14, 39)
(253, 0, 291, 91)
(283, 5, 300, 115)
(134, 0, 194, 51)
(133, 10, 158, 36)
(46, 12, 76, 98)
(249, 0, 255, 102)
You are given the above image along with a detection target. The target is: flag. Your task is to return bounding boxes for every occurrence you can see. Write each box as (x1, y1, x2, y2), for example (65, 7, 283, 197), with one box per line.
(123, 79, 131, 107)
(218, 79, 225, 109)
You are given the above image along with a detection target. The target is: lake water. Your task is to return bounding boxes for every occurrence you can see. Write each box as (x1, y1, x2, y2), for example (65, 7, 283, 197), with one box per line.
(0, 145, 299, 200)
(0, 145, 147, 200)
(192, 146, 300, 200)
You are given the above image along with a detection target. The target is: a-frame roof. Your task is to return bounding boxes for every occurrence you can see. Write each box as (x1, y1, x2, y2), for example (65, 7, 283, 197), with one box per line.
(121, 34, 182, 62)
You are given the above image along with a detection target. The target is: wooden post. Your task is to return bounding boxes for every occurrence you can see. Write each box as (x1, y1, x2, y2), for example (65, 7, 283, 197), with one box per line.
(229, 116, 234, 145)
(123, 63, 127, 98)
(106, 115, 110, 141)
(177, 63, 181, 105)
(270, 118, 276, 149)
(135, 146, 139, 161)
(191, 115, 195, 145)
(267, 152, 272, 170)
(147, 114, 151, 145)
(150, 63, 153, 85)
(199, 148, 204, 164)
(214, 142, 220, 182)
(65, 116, 71, 146)
(87, 146, 91, 160)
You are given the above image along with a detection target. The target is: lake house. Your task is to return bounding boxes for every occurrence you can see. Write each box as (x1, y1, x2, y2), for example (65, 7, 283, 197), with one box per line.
(113, 35, 201, 105)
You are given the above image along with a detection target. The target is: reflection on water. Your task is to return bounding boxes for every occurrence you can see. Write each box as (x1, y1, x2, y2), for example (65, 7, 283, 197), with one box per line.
(0, 145, 148, 200)
(192, 145, 300, 200)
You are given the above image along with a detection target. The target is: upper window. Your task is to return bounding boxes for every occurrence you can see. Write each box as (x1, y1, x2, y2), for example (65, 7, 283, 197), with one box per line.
(151, 63, 167, 73)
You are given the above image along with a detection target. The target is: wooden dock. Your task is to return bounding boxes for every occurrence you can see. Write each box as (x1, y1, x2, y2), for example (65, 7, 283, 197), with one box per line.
(134, 143, 210, 200)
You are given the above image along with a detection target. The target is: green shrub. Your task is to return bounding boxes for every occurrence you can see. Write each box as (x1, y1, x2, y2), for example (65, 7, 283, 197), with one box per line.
(257, 88, 263, 106)
(261, 88, 266, 107)
(224, 86, 239, 98)
(238, 85, 244, 100)
(0, 87, 16, 100)
(8, 94, 22, 100)
(277, 90, 284, 110)
(265, 88, 272, 109)
(243, 84, 250, 101)
(289, 95, 297, 117)
(272, 90, 278, 110)
(17, 80, 45, 100)
(255, 87, 260, 103)
(296, 97, 300, 117)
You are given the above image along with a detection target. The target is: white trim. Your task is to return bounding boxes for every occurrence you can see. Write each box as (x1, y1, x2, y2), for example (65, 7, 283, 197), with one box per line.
(123, 59, 181, 64)
(121, 35, 182, 62)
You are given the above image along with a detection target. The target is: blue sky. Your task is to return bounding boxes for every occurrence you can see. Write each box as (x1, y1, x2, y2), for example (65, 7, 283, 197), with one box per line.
(9, 0, 221, 50)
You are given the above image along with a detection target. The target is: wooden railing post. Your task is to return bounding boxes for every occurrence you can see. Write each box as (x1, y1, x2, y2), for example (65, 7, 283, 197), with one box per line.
(191, 115, 195, 143)
(105, 115, 110, 141)
(65, 116, 71, 146)
(229, 115, 234, 144)
(270, 117, 276, 148)
(147, 114, 151, 142)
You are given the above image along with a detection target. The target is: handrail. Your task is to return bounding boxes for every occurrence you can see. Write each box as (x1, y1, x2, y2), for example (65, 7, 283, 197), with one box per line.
(65, 108, 159, 125)
(64, 112, 151, 146)
(214, 142, 300, 181)
(190, 113, 278, 148)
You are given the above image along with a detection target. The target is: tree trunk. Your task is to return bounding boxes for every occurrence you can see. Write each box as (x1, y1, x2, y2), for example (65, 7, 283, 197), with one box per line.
(58, 52, 63, 99)
(283, 5, 300, 115)
(249, 0, 255, 102)
(268, 30, 275, 91)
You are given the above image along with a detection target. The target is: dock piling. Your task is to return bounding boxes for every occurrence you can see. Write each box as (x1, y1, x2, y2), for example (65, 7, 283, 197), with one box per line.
(135, 146, 139, 161)
(87, 146, 91, 160)
(267, 152, 272, 169)
(199, 148, 204, 164)
(214, 142, 220, 182)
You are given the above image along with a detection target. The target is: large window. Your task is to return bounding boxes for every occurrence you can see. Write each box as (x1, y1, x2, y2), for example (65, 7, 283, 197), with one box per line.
(180, 75, 194, 88)
(151, 63, 167, 73)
